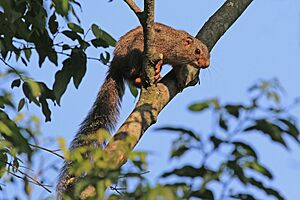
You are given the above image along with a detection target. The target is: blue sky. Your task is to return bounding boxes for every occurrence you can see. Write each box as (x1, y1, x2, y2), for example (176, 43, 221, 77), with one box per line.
(4, 0, 300, 199)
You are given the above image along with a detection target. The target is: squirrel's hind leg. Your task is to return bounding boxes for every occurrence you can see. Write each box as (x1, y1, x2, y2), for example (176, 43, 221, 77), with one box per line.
(127, 50, 164, 87)
(134, 58, 163, 87)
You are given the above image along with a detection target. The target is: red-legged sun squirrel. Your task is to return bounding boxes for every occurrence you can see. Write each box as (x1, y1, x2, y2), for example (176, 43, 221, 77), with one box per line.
(56, 23, 210, 198)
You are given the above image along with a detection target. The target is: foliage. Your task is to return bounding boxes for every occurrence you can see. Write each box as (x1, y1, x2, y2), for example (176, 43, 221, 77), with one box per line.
(152, 78, 298, 200)
(0, 0, 115, 121)
(0, 0, 115, 198)
(60, 79, 299, 200)
(0, 70, 45, 197)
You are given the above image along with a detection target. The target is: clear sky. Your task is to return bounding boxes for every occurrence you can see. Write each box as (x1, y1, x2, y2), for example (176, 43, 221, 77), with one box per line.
(7, 0, 300, 199)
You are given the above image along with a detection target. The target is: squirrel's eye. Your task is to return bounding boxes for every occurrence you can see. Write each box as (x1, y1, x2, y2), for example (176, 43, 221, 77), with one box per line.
(195, 48, 201, 54)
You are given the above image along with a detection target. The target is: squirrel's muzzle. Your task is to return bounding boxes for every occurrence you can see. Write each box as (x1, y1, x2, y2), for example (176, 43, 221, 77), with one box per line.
(202, 59, 210, 69)
(195, 57, 210, 69)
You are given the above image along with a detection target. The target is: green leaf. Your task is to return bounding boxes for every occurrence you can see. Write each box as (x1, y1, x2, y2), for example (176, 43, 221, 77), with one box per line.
(29, 31, 57, 67)
(24, 49, 32, 61)
(100, 51, 110, 65)
(145, 186, 177, 200)
(189, 102, 209, 112)
(245, 119, 288, 148)
(189, 98, 219, 112)
(247, 177, 284, 200)
(24, 177, 31, 195)
(53, 48, 87, 104)
(232, 141, 258, 160)
(53, 60, 72, 105)
(62, 30, 82, 41)
(18, 98, 25, 111)
(244, 161, 273, 179)
(0, 121, 12, 136)
(27, 80, 41, 97)
(68, 23, 84, 34)
(0, 93, 14, 109)
(40, 98, 51, 122)
(227, 160, 247, 184)
(22, 82, 40, 106)
(79, 40, 90, 50)
(158, 186, 176, 200)
(11, 79, 21, 88)
(48, 48, 58, 66)
(231, 193, 256, 200)
(219, 114, 228, 130)
(52, 0, 70, 17)
(0, 150, 8, 177)
(267, 91, 280, 104)
(157, 127, 200, 141)
(62, 44, 71, 51)
(13, 157, 19, 172)
(49, 12, 58, 35)
(70, 48, 87, 88)
(38, 82, 56, 101)
(16, 51, 21, 62)
(225, 104, 244, 118)
(91, 38, 109, 48)
(91, 24, 116, 47)
(162, 165, 207, 178)
(189, 188, 214, 199)
(171, 145, 189, 159)
(0, 111, 32, 155)
(278, 118, 300, 142)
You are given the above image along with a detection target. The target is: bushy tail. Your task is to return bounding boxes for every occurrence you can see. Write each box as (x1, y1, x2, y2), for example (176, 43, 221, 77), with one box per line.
(73, 71, 125, 148)
(56, 70, 125, 198)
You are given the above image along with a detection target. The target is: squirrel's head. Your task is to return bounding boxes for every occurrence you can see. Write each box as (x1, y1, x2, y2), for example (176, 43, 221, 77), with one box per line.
(181, 36, 210, 69)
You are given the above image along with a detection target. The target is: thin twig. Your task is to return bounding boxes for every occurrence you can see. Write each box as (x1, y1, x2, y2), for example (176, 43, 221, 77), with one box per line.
(110, 185, 125, 196)
(123, 0, 143, 22)
(57, 51, 102, 62)
(29, 143, 64, 159)
(8, 171, 52, 187)
(118, 170, 150, 178)
(0, 160, 52, 193)
(0, 57, 26, 81)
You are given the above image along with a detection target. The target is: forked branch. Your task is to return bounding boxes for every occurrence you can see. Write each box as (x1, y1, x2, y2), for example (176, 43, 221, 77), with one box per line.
(105, 0, 254, 170)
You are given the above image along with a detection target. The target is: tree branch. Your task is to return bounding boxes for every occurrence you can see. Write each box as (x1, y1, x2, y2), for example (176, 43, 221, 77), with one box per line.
(123, 0, 144, 23)
(141, 0, 158, 86)
(123, 0, 158, 87)
(196, 0, 253, 51)
(29, 143, 64, 160)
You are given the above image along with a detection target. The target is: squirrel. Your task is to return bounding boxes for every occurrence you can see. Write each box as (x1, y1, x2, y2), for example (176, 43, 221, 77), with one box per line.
(56, 22, 210, 198)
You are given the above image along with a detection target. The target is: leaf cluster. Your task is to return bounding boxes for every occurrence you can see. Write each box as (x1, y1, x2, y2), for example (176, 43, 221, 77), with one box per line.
(0, 0, 116, 122)
(59, 79, 299, 200)
(0, 1, 116, 198)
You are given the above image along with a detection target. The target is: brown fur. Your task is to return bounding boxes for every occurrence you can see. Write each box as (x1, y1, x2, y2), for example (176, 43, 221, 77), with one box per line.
(112, 23, 210, 82)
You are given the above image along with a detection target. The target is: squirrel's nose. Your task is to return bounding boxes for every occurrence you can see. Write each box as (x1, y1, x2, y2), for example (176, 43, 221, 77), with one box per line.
(202, 59, 210, 69)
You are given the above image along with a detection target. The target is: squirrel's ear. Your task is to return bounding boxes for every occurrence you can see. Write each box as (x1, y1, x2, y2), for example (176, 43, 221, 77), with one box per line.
(183, 37, 194, 47)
